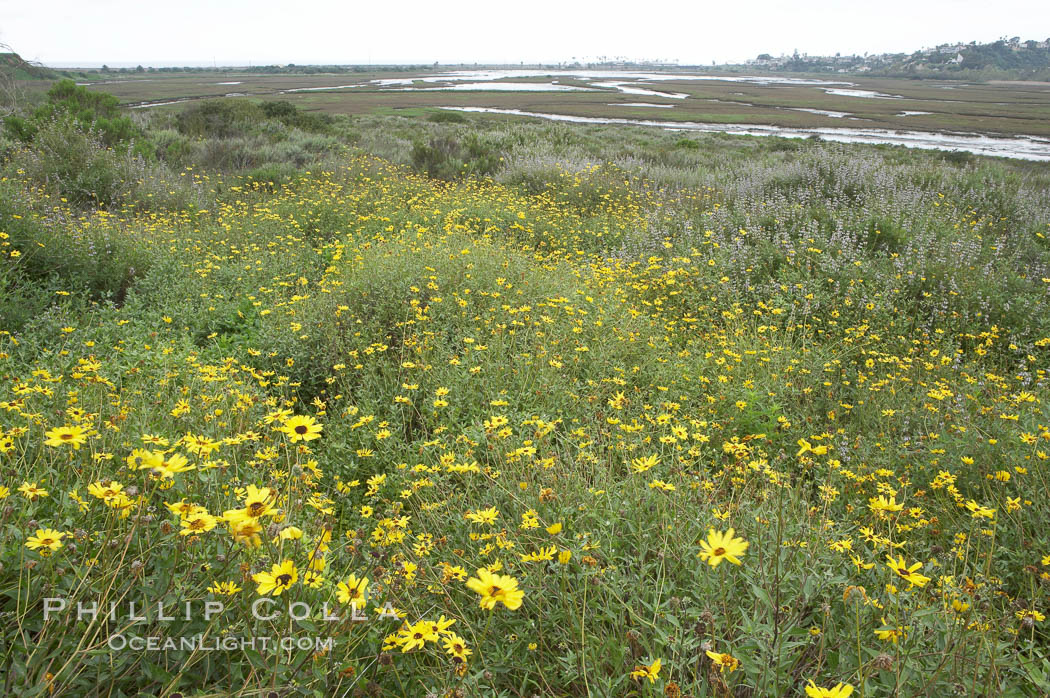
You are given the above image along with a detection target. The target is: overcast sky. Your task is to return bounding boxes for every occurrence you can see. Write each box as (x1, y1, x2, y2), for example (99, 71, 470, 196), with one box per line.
(2, 0, 1048, 67)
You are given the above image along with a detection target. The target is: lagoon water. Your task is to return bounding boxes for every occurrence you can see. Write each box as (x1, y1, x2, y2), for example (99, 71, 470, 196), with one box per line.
(117, 69, 1049, 160)
(396, 82, 595, 92)
(589, 81, 689, 99)
(441, 107, 1050, 161)
(425, 69, 852, 87)
(785, 107, 852, 118)
(824, 88, 904, 99)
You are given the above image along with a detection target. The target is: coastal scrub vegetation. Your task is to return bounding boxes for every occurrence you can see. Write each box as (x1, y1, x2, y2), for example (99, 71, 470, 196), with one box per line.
(2, 86, 1050, 696)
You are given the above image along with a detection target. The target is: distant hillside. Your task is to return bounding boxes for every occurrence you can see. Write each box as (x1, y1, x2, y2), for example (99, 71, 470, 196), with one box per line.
(888, 37, 1050, 78)
(737, 37, 1050, 81)
(0, 51, 61, 80)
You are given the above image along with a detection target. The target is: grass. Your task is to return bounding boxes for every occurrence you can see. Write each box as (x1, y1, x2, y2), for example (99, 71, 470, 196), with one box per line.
(2, 84, 1050, 696)
(35, 69, 1050, 138)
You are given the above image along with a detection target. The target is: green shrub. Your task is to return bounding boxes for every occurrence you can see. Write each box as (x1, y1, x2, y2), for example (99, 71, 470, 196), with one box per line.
(5, 118, 201, 211)
(260, 100, 333, 132)
(194, 136, 265, 170)
(939, 149, 977, 166)
(175, 99, 263, 139)
(410, 133, 502, 180)
(244, 162, 302, 191)
(427, 110, 468, 124)
(2, 79, 145, 158)
(151, 128, 195, 168)
(13, 117, 130, 207)
(0, 187, 152, 306)
(1, 113, 37, 142)
(28, 79, 139, 148)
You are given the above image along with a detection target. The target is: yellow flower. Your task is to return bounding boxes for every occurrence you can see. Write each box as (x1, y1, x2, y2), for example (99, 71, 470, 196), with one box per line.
(336, 574, 369, 604)
(705, 650, 740, 673)
(874, 617, 908, 643)
(228, 517, 264, 548)
(520, 545, 557, 562)
(87, 480, 124, 502)
(697, 528, 749, 567)
(399, 620, 438, 652)
(141, 433, 169, 447)
(127, 449, 164, 471)
(180, 511, 219, 536)
(805, 681, 854, 698)
(241, 485, 277, 518)
(279, 526, 303, 540)
(153, 452, 194, 479)
(44, 425, 89, 449)
(630, 657, 662, 683)
(796, 438, 828, 457)
(281, 415, 322, 442)
(885, 555, 930, 588)
(465, 506, 499, 524)
(442, 633, 472, 662)
(465, 568, 524, 610)
(965, 500, 996, 519)
(631, 454, 660, 473)
(430, 614, 456, 636)
(182, 433, 220, 459)
(208, 580, 242, 595)
(18, 481, 49, 501)
(166, 500, 203, 518)
(1016, 609, 1046, 623)
(252, 559, 298, 596)
(869, 495, 903, 515)
(25, 528, 66, 556)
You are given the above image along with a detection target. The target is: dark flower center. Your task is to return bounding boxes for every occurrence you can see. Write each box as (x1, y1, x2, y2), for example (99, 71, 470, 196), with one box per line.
(713, 547, 726, 556)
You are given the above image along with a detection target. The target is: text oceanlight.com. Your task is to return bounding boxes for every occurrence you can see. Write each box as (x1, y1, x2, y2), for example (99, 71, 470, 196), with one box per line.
(107, 634, 335, 652)
(41, 597, 401, 654)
